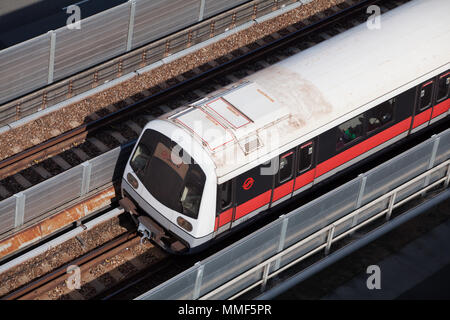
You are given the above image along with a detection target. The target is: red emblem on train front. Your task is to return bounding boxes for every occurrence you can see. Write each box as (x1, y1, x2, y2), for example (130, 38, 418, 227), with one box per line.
(242, 177, 254, 190)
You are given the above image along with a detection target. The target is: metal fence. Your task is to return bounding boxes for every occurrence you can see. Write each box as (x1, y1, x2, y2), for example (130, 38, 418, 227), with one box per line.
(136, 128, 450, 300)
(0, 143, 134, 236)
(0, 0, 305, 126)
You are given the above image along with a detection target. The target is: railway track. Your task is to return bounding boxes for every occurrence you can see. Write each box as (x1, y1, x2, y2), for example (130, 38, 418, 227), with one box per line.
(0, 0, 410, 201)
(1, 214, 172, 301)
(3, 232, 139, 300)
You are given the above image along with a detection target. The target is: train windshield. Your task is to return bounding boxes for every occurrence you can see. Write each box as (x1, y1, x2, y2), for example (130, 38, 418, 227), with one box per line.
(129, 129, 206, 219)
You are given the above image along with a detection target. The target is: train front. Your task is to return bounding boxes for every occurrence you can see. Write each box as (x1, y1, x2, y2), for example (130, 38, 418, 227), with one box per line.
(119, 117, 217, 254)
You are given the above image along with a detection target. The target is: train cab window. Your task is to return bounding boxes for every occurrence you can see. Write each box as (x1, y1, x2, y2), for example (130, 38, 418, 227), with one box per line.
(279, 152, 294, 183)
(418, 81, 433, 111)
(130, 129, 206, 219)
(337, 115, 364, 150)
(130, 143, 151, 178)
(437, 73, 450, 102)
(366, 98, 395, 133)
(218, 181, 232, 210)
(298, 143, 313, 172)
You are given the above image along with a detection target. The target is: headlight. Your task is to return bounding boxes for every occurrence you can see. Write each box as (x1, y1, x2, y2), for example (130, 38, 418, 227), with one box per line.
(127, 173, 139, 189)
(177, 216, 193, 232)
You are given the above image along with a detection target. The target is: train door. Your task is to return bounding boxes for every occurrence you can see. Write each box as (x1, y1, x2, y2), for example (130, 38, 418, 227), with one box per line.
(430, 71, 450, 124)
(411, 78, 435, 133)
(214, 179, 234, 235)
(293, 141, 315, 196)
(232, 162, 274, 227)
(271, 148, 296, 207)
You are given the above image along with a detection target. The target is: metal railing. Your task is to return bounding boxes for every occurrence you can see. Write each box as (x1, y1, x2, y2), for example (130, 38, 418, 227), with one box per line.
(136, 128, 450, 300)
(0, 0, 306, 127)
(203, 159, 450, 299)
(0, 143, 134, 237)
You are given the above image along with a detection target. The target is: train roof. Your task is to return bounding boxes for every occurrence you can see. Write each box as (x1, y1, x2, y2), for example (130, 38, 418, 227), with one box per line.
(161, 0, 450, 182)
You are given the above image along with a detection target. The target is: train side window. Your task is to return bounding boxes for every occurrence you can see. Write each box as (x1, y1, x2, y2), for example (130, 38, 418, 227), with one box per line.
(437, 73, 450, 102)
(279, 151, 294, 183)
(418, 81, 433, 111)
(298, 143, 313, 172)
(366, 98, 395, 133)
(219, 181, 232, 210)
(336, 115, 364, 150)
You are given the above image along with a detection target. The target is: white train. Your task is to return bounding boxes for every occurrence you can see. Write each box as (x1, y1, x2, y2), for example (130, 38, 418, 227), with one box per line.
(119, 0, 450, 253)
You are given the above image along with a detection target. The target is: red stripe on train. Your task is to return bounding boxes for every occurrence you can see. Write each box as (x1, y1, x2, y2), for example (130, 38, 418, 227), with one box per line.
(413, 109, 432, 129)
(294, 169, 315, 191)
(215, 208, 233, 231)
(235, 190, 271, 220)
(316, 117, 411, 177)
(432, 98, 450, 119)
(272, 180, 294, 202)
(218, 208, 233, 228)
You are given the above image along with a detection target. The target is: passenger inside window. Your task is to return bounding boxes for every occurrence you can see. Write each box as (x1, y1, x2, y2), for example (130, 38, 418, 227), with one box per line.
(367, 99, 394, 133)
(337, 116, 364, 149)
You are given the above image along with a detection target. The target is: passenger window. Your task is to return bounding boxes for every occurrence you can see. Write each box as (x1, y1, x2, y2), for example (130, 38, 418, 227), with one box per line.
(418, 81, 433, 111)
(298, 143, 313, 172)
(366, 98, 395, 133)
(337, 115, 364, 150)
(437, 73, 449, 102)
(219, 181, 232, 210)
(279, 152, 294, 183)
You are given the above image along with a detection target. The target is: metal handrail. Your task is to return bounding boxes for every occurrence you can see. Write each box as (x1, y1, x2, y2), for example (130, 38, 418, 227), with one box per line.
(200, 159, 450, 300)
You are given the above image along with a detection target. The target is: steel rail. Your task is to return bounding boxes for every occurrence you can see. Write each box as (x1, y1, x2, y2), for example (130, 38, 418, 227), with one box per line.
(2, 231, 137, 300)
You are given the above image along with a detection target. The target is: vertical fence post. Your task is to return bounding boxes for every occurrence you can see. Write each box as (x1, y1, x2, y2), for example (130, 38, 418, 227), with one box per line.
(325, 225, 335, 255)
(274, 215, 288, 271)
(15, 101, 21, 121)
(14, 192, 26, 228)
(126, 0, 136, 52)
(198, 0, 206, 21)
(81, 161, 92, 196)
(422, 135, 439, 196)
(386, 192, 397, 221)
(260, 263, 270, 292)
(274, 0, 280, 11)
(252, 3, 258, 19)
(193, 262, 204, 299)
(445, 163, 450, 188)
(351, 174, 367, 234)
(48, 30, 56, 84)
(209, 21, 215, 38)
